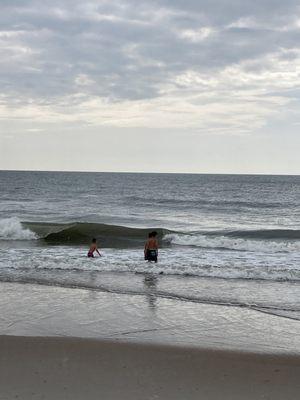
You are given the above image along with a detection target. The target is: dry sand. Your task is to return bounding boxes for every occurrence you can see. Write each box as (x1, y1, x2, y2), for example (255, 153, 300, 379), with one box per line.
(1, 335, 300, 400)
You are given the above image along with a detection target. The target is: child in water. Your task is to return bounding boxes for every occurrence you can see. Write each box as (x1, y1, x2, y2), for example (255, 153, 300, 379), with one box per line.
(144, 231, 158, 263)
(87, 238, 101, 258)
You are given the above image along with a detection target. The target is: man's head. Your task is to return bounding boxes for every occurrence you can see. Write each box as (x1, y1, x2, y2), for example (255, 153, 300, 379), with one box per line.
(149, 231, 158, 238)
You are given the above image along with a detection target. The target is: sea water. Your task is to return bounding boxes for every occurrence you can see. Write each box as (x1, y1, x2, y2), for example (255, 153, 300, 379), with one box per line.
(0, 171, 299, 320)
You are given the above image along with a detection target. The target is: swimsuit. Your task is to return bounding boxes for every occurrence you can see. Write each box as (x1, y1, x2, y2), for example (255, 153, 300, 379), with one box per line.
(145, 249, 158, 262)
(87, 251, 94, 258)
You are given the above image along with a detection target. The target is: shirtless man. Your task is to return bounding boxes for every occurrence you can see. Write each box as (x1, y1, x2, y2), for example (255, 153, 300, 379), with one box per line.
(87, 238, 101, 257)
(144, 231, 158, 263)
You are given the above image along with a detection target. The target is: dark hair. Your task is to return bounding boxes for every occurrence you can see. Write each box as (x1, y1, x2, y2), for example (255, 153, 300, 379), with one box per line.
(149, 231, 158, 238)
(92, 238, 97, 243)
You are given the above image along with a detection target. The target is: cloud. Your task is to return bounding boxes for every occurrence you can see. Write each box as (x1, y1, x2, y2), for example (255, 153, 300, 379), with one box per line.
(0, 0, 300, 135)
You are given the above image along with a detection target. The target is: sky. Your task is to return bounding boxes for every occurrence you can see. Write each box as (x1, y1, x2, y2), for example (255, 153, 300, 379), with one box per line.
(0, 0, 300, 174)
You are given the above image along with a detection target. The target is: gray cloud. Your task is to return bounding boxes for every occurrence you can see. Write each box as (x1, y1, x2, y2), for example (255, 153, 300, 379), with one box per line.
(0, 0, 300, 133)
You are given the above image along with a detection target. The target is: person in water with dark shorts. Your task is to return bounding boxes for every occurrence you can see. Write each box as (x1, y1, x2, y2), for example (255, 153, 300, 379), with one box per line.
(87, 238, 101, 258)
(144, 231, 158, 263)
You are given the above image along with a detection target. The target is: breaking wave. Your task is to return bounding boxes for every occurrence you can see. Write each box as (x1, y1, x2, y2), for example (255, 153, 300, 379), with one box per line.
(24, 220, 169, 247)
(0, 218, 299, 253)
(0, 217, 37, 240)
(164, 231, 300, 253)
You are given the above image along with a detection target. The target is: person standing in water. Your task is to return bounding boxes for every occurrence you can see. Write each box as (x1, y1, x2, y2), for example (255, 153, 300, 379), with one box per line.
(87, 238, 101, 258)
(144, 231, 158, 263)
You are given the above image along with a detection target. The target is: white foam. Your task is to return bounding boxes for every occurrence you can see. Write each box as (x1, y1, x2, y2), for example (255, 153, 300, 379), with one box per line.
(0, 217, 36, 240)
(163, 233, 300, 253)
(1, 246, 300, 282)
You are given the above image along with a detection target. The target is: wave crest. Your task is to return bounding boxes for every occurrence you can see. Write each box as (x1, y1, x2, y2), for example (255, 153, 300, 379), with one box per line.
(0, 217, 36, 240)
(164, 232, 300, 253)
(1, 218, 299, 252)
(24, 221, 168, 247)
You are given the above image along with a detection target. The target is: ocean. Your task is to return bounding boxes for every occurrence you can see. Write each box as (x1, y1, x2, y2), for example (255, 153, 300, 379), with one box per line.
(0, 171, 299, 321)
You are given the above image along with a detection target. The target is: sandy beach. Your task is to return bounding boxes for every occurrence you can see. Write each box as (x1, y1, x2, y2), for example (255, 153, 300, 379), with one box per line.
(0, 281, 300, 399)
(1, 335, 300, 400)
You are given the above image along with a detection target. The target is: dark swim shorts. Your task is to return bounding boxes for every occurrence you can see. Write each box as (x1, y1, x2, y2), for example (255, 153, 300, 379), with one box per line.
(145, 249, 158, 262)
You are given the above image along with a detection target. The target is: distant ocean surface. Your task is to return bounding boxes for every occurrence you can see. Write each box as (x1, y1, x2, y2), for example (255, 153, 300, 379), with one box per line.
(0, 171, 299, 320)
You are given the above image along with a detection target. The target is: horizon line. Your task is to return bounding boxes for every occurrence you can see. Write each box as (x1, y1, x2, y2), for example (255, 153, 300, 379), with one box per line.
(0, 168, 299, 177)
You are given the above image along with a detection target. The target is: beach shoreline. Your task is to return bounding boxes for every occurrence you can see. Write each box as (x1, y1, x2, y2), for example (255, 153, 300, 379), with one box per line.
(0, 280, 300, 353)
(0, 280, 300, 398)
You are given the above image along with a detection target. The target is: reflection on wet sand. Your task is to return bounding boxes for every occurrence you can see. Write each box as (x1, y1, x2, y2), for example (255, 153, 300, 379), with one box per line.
(143, 274, 158, 309)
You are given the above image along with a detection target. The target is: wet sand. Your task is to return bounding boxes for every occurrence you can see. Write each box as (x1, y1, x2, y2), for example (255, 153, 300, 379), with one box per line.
(0, 281, 300, 399)
(1, 281, 299, 353)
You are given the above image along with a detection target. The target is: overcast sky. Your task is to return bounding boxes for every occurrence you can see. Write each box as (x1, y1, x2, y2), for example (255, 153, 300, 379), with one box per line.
(0, 0, 300, 174)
